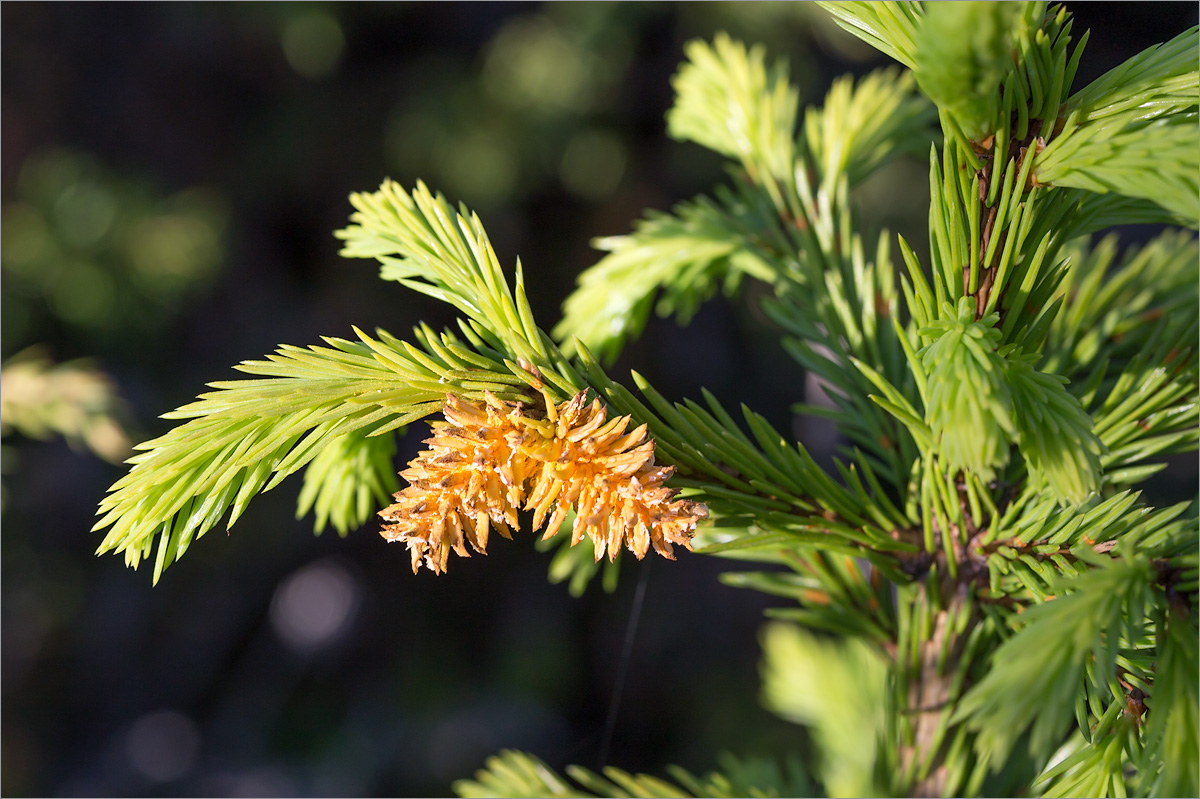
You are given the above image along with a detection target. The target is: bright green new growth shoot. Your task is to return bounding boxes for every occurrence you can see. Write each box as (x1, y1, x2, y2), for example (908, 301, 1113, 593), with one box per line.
(96, 3, 1197, 797)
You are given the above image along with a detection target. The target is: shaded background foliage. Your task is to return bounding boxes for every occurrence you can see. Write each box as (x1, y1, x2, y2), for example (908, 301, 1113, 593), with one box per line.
(1, 3, 1194, 796)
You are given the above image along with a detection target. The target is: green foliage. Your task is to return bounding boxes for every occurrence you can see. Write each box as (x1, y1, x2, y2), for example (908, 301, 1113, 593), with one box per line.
(1041, 230, 1200, 492)
(982, 494, 1195, 602)
(454, 750, 589, 798)
(94, 4, 1199, 797)
(1006, 354, 1102, 505)
(1035, 27, 1200, 226)
(667, 33, 798, 188)
(93, 327, 535, 582)
(0, 348, 132, 465)
(1, 348, 134, 510)
(1, 147, 226, 344)
(296, 426, 399, 535)
(553, 188, 772, 364)
(1047, 231, 1199, 380)
(454, 749, 811, 798)
(920, 299, 1015, 483)
(1032, 727, 1139, 799)
(814, 2, 922, 69)
(803, 67, 933, 188)
(556, 33, 799, 363)
(759, 622, 886, 797)
(1137, 601, 1200, 797)
(913, 2, 1026, 139)
(955, 556, 1156, 763)
(556, 49, 933, 372)
(337, 180, 585, 399)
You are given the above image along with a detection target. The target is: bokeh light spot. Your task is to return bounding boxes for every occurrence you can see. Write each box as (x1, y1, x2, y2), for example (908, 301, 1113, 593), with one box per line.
(282, 12, 345, 79)
(127, 214, 221, 290)
(437, 133, 517, 206)
(125, 710, 200, 783)
(483, 17, 592, 116)
(53, 180, 117, 248)
(1, 204, 54, 274)
(559, 130, 627, 200)
(269, 558, 360, 652)
(48, 260, 116, 327)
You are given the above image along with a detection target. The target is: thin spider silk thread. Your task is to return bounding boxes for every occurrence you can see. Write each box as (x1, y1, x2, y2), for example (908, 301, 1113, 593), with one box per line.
(597, 558, 651, 771)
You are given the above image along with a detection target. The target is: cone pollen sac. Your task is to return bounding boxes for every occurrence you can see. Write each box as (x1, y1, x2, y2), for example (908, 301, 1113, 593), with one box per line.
(379, 391, 708, 574)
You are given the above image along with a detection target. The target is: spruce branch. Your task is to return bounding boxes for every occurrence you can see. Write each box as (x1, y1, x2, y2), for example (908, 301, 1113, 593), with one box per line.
(814, 1, 923, 70)
(666, 33, 799, 195)
(955, 555, 1157, 766)
(336, 179, 586, 397)
(87, 10, 1200, 797)
(911, 2, 1028, 141)
(803, 67, 935, 190)
(93, 328, 536, 582)
(759, 621, 887, 797)
(553, 185, 782, 364)
(96, 174, 920, 588)
(1034, 27, 1200, 227)
(337, 180, 922, 581)
(454, 749, 811, 799)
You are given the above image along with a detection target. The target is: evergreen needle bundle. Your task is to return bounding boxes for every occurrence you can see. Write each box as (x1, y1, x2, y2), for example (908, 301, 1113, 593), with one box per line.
(95, 2, 1198, 796)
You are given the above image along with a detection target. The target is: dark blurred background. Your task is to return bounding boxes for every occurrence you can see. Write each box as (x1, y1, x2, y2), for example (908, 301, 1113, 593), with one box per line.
(2, 3, 1195, 797)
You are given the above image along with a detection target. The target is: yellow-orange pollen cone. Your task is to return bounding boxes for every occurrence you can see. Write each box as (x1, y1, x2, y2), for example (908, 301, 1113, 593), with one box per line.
(379, 391, 708, 574)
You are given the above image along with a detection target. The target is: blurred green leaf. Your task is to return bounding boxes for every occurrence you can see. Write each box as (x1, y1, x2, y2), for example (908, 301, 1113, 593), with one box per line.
(913, 2, 1025, 139)
(760, 621, 886, 797)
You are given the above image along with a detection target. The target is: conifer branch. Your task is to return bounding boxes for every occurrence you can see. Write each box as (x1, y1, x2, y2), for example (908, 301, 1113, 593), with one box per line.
(667, 33, 799, 198)
(454, 749, 812, 799)
(759, 622, 887, 796)
(553, 185, 782, 363)
(89, 10, 1200, 796)
(1034, 27, 1200, 227)
(955, 556, 1157, 765)
(93, 328, 537, 582)
(337, 179, 587, 398)
(803, 67, 935, 190)
(815, 1, 923, 69)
